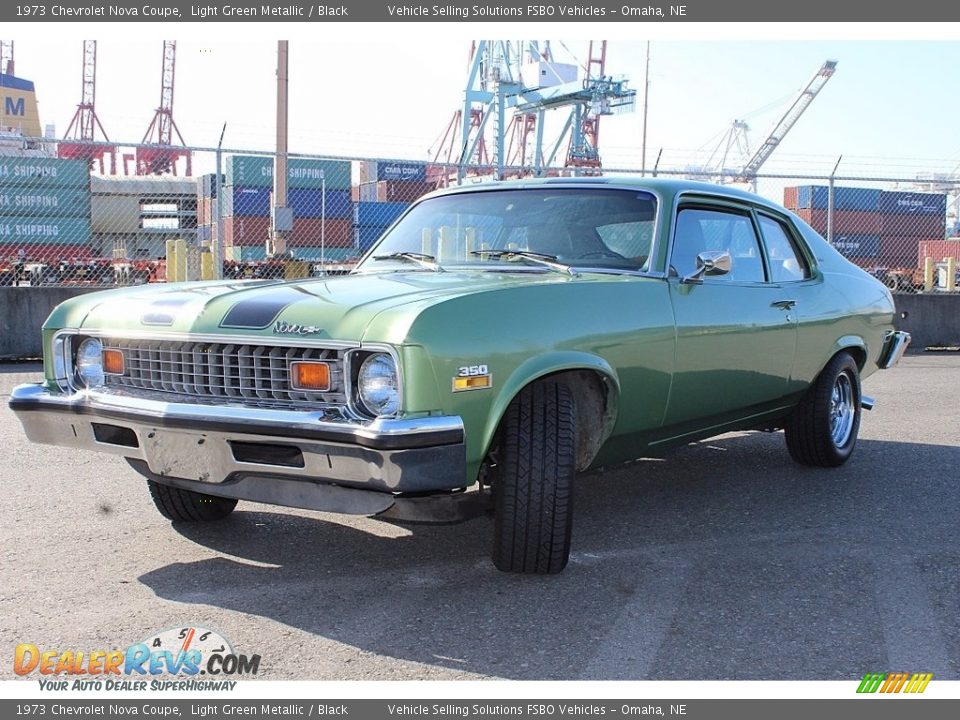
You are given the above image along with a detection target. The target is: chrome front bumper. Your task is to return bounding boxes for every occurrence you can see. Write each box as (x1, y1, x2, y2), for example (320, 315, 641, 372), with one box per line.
(9, 383, 466, 515)
(878, 330, 911, 370)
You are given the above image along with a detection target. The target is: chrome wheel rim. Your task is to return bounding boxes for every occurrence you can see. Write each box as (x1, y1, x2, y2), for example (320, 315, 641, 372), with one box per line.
(830, 372, 855, 447)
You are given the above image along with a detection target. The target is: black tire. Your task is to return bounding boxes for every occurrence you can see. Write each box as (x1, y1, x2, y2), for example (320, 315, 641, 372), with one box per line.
(493, 380, 577, 574)
(148, 480, 237, 521)
(784, 352, 861, 467)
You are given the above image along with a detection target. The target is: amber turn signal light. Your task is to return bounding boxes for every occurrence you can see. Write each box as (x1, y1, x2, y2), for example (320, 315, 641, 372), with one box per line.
(290, 361, 331, 391)
(102, 349, 125, 375)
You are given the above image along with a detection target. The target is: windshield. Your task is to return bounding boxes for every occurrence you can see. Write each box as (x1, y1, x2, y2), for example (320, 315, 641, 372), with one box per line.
(355, 187, 657, 274)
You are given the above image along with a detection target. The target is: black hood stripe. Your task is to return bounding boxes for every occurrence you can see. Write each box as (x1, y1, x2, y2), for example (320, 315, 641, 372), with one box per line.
(219, 287, 310, 329)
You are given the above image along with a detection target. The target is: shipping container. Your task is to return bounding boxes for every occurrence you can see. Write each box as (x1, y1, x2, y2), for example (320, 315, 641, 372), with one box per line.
(225, 155, 351, 190)
(878, 212, 946, 237)
(877, 190, 947, 216)
(793, 208, 882, 236)
(0, 157, 90, 189)
(225, 245, 356, 263)
(917, 239, 960, 267)
(830, 233, 880, 259)
(790, 185, 881, 212)
(290, 217, 353, 248)
(222, 186, 271, 218)
(221, 216, 270, 248)
(354, 225, 387, 253)
(0, 242, 92, 262)
(376, 162, 428, 183)
(0, 217, 92, 245)
(0, 188, 91, 218)
(878, 236, 923, 268)
(288, 189, 352, 219)
(783, 186, 799, 209)
(197, 173, 224, 199)
(362, 180, 435, 203)
(353, 201, 409, 227)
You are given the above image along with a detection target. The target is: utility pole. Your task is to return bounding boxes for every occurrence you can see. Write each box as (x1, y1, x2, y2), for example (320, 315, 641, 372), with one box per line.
(270, 40, 292, 258)
(641, 41, 650, 177)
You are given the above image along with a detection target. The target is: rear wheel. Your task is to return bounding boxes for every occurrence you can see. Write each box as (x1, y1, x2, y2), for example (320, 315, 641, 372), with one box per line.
(785, 352, 861, 467)
(492, 380, 577, 574)
(148, 480, 237, 522)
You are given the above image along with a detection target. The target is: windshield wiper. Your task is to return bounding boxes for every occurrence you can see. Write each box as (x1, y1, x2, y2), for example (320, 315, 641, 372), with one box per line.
(372, 251, 444, 272)
(469, 250, 578, 277)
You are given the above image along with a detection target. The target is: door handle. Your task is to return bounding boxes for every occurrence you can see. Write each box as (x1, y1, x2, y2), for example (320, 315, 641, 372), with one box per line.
(771, 300, 796, 310)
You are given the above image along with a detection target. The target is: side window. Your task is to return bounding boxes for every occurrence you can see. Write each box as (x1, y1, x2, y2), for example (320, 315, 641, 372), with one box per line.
(758, 215, 810, 282)
(672, 207, 765, 282)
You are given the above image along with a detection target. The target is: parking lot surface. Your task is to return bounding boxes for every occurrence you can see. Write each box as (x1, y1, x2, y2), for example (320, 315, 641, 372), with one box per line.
(2, 354, 958, 681)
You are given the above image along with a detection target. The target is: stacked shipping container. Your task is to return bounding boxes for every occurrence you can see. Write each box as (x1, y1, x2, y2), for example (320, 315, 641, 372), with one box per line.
(205, 155, 354, 257)
(0, 157, 93, 261)
(785, 185, 947, 268)
(352, 161, 431, 254)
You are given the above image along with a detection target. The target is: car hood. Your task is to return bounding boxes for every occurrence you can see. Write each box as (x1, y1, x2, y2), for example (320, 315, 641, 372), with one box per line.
(58, 271, 579, 341)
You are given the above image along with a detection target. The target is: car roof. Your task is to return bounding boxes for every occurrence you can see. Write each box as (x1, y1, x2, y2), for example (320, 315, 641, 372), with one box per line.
(424, 176, 779, 209)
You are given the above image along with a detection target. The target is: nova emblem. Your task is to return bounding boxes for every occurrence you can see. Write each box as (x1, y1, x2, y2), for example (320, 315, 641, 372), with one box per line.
(273, 320, 323, 336)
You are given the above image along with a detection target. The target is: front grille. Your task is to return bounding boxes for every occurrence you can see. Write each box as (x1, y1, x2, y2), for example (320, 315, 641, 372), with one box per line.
(101, 338, 347, 409)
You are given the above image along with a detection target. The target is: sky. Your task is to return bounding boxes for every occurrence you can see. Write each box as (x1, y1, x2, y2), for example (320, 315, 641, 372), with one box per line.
(6, 26, 960, 183)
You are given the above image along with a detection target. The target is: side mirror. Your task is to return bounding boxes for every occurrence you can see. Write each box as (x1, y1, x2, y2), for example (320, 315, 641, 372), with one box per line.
(681, 250, 732, 284)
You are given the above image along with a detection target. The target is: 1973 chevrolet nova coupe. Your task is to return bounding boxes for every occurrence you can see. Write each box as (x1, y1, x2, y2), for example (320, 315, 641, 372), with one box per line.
(10, 178, 909, 573)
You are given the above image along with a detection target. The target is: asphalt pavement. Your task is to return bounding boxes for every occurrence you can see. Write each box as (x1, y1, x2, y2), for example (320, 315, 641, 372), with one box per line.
(1, 354, 957, 681)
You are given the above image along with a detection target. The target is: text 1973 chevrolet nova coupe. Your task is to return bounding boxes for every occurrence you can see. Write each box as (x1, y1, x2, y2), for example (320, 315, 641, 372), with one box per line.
(10, 178, 910, 574)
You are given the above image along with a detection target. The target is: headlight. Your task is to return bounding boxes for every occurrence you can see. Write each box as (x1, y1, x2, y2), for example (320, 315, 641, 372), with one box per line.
(75, 338, 105, 389)
(357, 352, 400, 417)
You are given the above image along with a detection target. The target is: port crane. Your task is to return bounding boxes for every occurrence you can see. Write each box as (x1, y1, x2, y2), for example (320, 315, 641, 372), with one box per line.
(132, 40, 191, 175)
(732, 60, 837, 186)
(58, 41, 117, 174)
(431, 40, 635, 184)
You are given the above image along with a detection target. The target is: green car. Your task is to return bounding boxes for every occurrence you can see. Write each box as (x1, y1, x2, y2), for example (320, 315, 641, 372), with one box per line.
(9, 178, 910, 574)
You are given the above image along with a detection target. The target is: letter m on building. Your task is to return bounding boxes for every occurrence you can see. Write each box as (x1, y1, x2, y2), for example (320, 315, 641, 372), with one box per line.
(856, 672, 885, 693)
(4, 97, 25, 116)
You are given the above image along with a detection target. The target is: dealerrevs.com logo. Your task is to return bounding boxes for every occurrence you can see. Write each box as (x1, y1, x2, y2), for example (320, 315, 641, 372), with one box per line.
(14, 626, 260, 691)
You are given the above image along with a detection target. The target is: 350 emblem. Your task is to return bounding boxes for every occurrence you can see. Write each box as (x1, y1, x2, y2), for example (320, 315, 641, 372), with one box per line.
(457, 364, 489, 377)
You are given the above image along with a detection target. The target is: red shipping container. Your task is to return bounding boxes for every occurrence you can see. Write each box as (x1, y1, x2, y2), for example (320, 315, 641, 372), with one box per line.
(375, 180, 435, 203)
(878, 236, 921, 268)
(222, 216, 270, 248)
(0, 242, 93, 263)
(917, 240, 960, 266)
(794, 208, 881, 235)
(783, 187, 799, 209)
(289, 218, 353, 248)
(878, 213, 946, 237)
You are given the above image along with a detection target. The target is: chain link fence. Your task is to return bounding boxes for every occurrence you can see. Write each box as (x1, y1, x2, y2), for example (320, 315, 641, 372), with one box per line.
(1, 141, 957, 290)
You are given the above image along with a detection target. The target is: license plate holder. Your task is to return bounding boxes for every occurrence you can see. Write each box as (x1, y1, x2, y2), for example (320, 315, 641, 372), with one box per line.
(144, 429, 217, 483)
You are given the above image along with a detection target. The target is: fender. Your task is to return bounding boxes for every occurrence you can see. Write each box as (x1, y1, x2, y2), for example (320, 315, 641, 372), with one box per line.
(480, 350, 621, 464)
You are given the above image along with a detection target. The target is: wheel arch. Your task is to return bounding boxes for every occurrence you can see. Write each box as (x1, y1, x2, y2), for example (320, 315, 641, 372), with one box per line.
(830, 335, 867, 371)
(482, 352, 620, 473)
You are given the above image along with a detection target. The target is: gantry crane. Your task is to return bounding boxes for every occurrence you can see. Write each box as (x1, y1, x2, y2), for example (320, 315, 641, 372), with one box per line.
(431, 40, 635, 184)
(733, 60, 837, 185)
(133, 40, 191, 176)
(58, 41, 116, 174)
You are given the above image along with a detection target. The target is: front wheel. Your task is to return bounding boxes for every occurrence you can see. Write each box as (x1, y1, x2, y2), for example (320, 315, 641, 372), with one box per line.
(148, 480, 238, 521)
(492, 379, 577, 574)
(784, 352, 862, 467)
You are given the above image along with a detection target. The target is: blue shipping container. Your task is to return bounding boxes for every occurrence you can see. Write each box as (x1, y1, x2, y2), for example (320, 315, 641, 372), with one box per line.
(223, 187, 270, 217)
(354, 225, 388, 252)
(225, 155, 351, 190)
(795, 186, 880, 212)
(0, 188, 91, 218)
(0, 157, 90, 189)
(877, 191, 947, 216)
(0, 217, 92, 245)
(832, 234, 880, 258)
(288, 189, 352, 219)
(377, 162, 427, 182)
(353, 201, 408, 227)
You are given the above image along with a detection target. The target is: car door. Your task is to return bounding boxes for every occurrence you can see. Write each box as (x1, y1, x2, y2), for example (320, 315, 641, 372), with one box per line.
(753, 210, 824, 394)
(664, 202, 799, 427)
